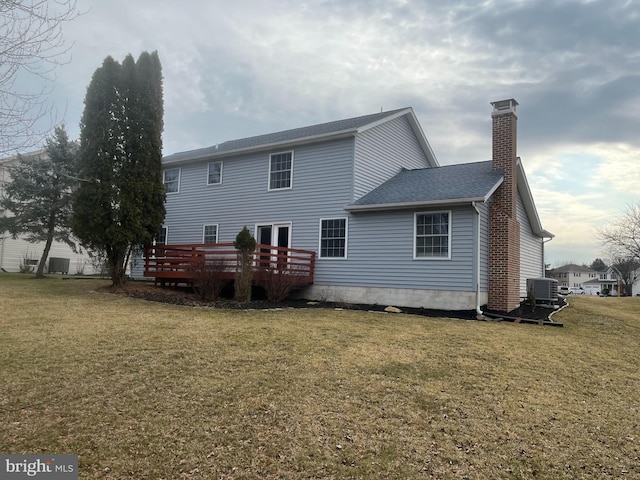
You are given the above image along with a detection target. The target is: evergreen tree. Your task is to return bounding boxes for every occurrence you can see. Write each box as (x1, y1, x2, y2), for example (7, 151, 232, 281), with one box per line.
(73, 52, 165, 286)
(590, 258, 607, 272)
(234, 226, 256, 302)
(0, 126, 79, 278)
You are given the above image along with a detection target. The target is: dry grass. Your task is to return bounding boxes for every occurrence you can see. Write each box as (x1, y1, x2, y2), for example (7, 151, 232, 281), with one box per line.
(0, 273, 639, 479)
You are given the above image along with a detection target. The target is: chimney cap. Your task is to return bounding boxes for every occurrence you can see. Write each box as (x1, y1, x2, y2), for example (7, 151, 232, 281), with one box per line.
(491, 98, 518, 114)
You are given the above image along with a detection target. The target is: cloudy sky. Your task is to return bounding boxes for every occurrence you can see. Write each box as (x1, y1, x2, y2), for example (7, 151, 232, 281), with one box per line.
(21, 0, 640, 267)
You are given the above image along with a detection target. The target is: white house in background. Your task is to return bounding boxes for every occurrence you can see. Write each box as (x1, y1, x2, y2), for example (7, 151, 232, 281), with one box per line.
(581, 266, 640, 296)
(0, 151, 99, 275)
(547, 264, 599, 292)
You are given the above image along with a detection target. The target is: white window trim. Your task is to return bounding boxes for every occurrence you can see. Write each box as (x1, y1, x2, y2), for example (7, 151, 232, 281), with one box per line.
(156, 225, 168, 245)
(413, 210, 452, 260)
(207, 161, 223, 186)
(202, 224, 219, 244)
(163, 168, 181, 194)
(267, 150, 294, 191)
(318, 217, 348, 259)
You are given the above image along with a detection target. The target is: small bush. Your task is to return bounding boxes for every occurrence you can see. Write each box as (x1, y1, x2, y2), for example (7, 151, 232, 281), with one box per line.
(188, 256, 228, 302)
(19, 250, 37, 274)
(257, 264, 307, 303)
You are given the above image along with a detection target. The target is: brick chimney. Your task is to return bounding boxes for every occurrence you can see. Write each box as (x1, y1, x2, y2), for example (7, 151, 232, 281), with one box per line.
(488, 99, 521, 312)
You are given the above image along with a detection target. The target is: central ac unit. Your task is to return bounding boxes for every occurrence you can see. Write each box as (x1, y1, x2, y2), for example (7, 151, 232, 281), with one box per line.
(526, 278, 558, 302)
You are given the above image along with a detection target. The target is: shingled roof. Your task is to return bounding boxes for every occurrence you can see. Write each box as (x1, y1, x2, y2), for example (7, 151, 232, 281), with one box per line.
(345, 161, 504, 211)
(163, 107, 436, 165)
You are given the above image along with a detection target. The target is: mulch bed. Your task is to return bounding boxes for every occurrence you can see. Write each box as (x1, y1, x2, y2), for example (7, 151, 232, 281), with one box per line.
(104, 281, 562, 322)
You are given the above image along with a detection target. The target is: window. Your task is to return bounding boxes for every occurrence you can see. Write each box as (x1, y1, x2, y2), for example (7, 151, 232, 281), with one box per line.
(203, 224, 218, 244)
(269, 151, 293, 190)
(207, 162, 222, 185)
(157, 226, 167, 245)
(163, 168, 180, 193)
(320, 218, 347, 258)
(415, 211, 451, 259)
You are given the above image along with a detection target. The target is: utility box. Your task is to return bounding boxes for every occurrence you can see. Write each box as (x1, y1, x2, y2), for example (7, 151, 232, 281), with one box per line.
(48, 257, 70, 274)
(526, 278, 558, 303)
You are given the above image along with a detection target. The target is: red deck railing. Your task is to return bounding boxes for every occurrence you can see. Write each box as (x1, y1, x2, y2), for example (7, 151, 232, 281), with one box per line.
(143, 243, 316, 285)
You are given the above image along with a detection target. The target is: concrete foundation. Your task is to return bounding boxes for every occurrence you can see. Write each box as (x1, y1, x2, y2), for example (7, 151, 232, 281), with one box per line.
(296, 284, 488, 311)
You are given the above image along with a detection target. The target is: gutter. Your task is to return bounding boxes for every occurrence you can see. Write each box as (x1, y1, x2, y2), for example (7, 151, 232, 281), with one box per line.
(472, 202, 483, 318)
(344, 196, 490, 213)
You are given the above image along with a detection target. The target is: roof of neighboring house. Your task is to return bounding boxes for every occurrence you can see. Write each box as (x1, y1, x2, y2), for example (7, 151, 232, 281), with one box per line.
(163, 107, 438, 167)
(582, 278, 617, 285)
(345, 161, 503, 210)
(551, 264, 597, 274)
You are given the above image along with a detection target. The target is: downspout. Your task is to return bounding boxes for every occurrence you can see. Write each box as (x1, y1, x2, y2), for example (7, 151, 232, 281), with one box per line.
(542, 236, 553, 277)
(472, 202, 483, 317)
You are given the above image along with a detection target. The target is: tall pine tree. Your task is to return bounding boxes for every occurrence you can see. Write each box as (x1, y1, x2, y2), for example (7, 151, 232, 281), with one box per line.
(0, 126, 79, 278)
(73, 52, 165, 286)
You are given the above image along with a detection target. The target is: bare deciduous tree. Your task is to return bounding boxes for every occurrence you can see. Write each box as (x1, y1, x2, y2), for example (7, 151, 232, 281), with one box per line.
(599, 204, 640, 262)
(0, 0, 78, 156)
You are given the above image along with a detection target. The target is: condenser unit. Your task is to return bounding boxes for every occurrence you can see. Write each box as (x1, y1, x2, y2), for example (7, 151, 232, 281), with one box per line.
(526, 278, 558, 302)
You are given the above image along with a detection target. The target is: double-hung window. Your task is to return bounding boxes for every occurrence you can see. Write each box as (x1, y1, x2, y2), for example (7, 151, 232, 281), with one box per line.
(269, 151, 293, 190)
(207, 162, 222, 185)
(319, 218, 347, 258)
(163, 168, 180, 193)
(203, 224, 218, 244)
(414, 211, 451, 259)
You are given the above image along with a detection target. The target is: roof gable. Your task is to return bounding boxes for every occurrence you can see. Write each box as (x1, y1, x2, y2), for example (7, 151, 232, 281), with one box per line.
(345, 161, 503, 211)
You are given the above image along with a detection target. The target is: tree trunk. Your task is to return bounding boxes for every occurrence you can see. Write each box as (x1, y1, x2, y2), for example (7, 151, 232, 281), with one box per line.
(35, 215, 56, 278)
(35, 233, 54, 278)
(108, 246, 128, 287)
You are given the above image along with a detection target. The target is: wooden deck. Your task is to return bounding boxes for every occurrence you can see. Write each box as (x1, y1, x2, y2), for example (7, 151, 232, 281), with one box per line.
(143, 243, 316, 285)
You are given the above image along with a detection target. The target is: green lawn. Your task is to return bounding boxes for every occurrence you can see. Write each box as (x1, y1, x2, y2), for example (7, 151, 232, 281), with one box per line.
(1, 274, 638, 479)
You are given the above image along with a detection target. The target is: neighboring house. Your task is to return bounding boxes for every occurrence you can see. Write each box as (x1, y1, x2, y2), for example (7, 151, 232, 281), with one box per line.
(136, 99, 553, 312)
(585, 267, 640, 296)
(547, 264, 599, 293)
(548, 264, 632, 295)
(633, 268, 640, 296)
(0, 151, 99, 275)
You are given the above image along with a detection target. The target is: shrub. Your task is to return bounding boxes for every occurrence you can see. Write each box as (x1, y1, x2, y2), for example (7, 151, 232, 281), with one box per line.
(234, 226, 256, 303)
(188, 255, 228, 302)
(19, 250, 37, 274)
(257, 264, 307, 303)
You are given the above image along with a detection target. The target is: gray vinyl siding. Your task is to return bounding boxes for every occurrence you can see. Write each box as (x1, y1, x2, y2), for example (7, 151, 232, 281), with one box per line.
(161, 137, 355, 251)
(517, 191, 544, 295)
(146, 114, 479, 294)
(353, 115, 430, 201)
(316, 206, 476, 291)
(477, 201, 491, 291)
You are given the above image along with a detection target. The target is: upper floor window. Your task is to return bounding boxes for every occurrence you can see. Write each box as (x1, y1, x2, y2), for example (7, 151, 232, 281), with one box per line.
(163, 168, 180, 193)
(203, 224, 218, 244)
(415, 211, 451, 259)
(269, 151, 293, 190)
(208, 162, 222, 185)
(319, 218, 347, 258)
